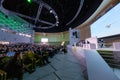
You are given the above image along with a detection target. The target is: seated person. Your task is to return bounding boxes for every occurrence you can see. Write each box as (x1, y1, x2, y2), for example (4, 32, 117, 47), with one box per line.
(41, 49, 51, 64)
(6, 48, 15, 57)
(4, 51, 33, 80)
(4, 51, 23, 80)
(23, 49, 36, 70)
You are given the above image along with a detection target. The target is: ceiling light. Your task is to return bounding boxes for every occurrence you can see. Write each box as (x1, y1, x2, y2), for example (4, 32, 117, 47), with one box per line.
(27, 0, 32, 3)
(50, 9, 53, 13)
(56, 24, 58, 26)
(55, 16, 58, 18)
(57, 21, 59, 24)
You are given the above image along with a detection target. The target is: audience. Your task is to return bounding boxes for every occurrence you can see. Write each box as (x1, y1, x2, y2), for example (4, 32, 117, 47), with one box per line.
(4, 51, 23, 80)
(0, 43, 65, 79)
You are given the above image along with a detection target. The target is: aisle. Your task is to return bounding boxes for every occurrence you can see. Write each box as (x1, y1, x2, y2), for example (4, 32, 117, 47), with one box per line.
(23, 52, 84, 80)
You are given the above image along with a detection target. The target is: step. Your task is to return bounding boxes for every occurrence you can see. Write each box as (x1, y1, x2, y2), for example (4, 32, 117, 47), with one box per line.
(108, 63, 120, 68)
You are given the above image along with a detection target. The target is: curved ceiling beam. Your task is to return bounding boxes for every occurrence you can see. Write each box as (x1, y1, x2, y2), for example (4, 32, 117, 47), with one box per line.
(77, 0, 119, 29)
(1, 0, 59, 29)
(34, 2, 43, 24)
(33, 0, 59, 29)
(11, 11, 36, 21)
(38, 19, 55, 26)
(66, 0, 84, 26)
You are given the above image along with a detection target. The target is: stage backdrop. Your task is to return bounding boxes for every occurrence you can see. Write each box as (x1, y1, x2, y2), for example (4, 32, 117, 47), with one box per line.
(34, 32, 69, 45)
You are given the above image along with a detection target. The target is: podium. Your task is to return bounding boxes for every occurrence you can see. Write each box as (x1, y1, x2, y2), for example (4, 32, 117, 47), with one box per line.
(113, 42, 120, 50)
(83, 44, 96, 49)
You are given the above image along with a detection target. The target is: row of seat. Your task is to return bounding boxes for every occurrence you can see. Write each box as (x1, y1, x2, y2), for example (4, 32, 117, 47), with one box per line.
(0, 51, 52, 80)
(97, 50, 120, 68)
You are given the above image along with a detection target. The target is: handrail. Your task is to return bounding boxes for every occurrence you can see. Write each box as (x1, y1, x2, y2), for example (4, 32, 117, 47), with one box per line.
(84, 49, 119, 80)
(67, 46, 119, 80)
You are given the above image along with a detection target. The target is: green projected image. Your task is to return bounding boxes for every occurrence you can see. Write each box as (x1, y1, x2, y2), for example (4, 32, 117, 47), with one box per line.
(34, 34, 41, 43)
(34, 32, 69, 45)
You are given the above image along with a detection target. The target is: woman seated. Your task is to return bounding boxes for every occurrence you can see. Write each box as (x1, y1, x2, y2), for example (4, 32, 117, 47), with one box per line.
(4, 51, 32, 80)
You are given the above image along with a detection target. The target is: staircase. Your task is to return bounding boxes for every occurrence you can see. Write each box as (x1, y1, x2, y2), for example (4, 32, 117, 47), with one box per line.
(97, 50, 120, 68)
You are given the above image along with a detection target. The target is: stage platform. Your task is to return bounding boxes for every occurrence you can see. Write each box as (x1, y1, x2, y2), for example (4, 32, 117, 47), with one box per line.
(67, 45, 120, 80)
(97, 48, 120, 51)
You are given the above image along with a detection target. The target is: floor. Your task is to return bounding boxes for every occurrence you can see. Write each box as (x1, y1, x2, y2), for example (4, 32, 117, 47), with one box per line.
(112, 68, 120, 79)
(22, 52, 84, 80)
(98, 47, 120, 79)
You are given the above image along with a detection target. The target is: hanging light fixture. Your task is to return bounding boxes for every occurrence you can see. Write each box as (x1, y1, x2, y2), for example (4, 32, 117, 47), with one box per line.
(27, 0, 32, 3)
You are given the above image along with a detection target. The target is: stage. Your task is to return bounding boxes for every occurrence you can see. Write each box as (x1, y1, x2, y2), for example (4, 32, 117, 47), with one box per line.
(67, 45, 120, 80)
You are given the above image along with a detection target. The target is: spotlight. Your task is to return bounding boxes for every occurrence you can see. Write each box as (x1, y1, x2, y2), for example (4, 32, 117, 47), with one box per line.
(50, 9, 53, 13)
(57, 21, 59, 24)
(55, 16, 58, 18)
(27, 0, 32, 3)
(56, 23, 58, 26)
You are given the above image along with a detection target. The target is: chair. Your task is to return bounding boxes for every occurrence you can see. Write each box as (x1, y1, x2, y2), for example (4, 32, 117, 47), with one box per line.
(22, 52, 36, 70)
(0, 69, 7, 80)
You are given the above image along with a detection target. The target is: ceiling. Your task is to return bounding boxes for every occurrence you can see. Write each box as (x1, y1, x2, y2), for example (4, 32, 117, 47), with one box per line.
(2, 0, 103, 33)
